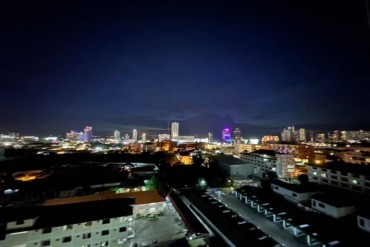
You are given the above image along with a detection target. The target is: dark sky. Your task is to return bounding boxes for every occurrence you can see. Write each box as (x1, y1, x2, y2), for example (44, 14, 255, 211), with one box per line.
(1, 0, 369, 139)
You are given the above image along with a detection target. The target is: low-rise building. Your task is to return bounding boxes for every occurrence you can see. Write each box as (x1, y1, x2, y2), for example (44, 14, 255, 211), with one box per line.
(357, 211, 370, 233)
(0, 197, 135, 247)
(214, 155, 253, 178)
(271, 180, 321, 204)
(310, 193, 357, 219)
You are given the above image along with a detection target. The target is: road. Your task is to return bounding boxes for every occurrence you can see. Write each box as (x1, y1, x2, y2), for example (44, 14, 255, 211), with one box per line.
(213, 190, 307, 247)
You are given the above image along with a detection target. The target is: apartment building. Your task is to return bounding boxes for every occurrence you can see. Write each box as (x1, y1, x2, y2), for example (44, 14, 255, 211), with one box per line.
(0, 198, 135, 247)
(240, 150, 296, 179)
(308, 163, 370, 195)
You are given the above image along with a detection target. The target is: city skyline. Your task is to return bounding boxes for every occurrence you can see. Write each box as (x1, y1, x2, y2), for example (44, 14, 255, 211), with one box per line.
(1, 1, 369, 137)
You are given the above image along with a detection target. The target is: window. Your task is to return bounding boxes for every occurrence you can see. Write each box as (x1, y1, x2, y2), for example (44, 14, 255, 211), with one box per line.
(84, 222, 92, 227)
(16, 220, 24, 225)
(331, 181, 338, 185)
(101, 241, 109, 247)
(318, 203, 325, 208)
(119, 227, 126, 232)
(341, 178, 348, 182)
(83, 233, 91, 239)
(312, 201, 316, 206)
(62, 236, 71, 243)
(331, 175, 337, 179)
(42, 228, 51, 234)
(313, 171, 318, 176)
(41, 240, 50, 246)
(102, 219, 110, 224)
(101, 230, 109, 236)
(274, 186, 279, 190)
(359, 218, 365, 227)
(321, 173, 327, 178)
(63, 225, 73, 230)
(341, 171, 347, 176)
(292, 193, 297, 198)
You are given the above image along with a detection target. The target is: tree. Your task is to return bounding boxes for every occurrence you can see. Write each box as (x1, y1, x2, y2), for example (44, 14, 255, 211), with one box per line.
(298, 174, 309, 184)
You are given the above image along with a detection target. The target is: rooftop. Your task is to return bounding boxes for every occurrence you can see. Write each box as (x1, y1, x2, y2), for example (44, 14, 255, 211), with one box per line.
(214, 155, 250, 166)
(272, 180, 322, 193)
(0, 197, 134, 234)
(309, 162, 370, 176)
(311, 193, 358, 208)
(42, 190, 164, 206)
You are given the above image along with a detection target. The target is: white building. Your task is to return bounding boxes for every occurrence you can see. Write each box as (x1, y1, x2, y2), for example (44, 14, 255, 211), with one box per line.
(171, 122, 179, 139)
(132, 129, 137, 143)
(240, 150, 296, 179)
(271, 180, 321, 204)
(310, 193, 357, 219)
(0, 198, 135, 247)
(158, 134, 170, 142)
(114, 130, 120, 141)
(357, 211, 370, 233)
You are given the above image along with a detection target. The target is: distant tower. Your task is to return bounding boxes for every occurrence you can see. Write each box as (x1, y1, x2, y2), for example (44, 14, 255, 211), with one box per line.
(233, 128, 242, 142)
(299, 128, 306, 142)
(142, 133, 147, 143)
(208, 132, 213, 143)
(84, 126, 93, 142)
(125, 134, 129, 140)
(114, 130, 120, 141)
(222, 128, 231, 142)
(132, 129, 138, 142)
(171, 122, 179, 139)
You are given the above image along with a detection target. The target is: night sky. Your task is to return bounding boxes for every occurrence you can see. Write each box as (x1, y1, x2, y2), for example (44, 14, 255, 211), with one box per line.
(1, 0, 369, 139)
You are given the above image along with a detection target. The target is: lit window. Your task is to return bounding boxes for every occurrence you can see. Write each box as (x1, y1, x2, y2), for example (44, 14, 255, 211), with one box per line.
(353, 180, 358, 184)
(321, 173, 327, 178)
(83, 233, 91, 239)
(313, 172, 317, 176)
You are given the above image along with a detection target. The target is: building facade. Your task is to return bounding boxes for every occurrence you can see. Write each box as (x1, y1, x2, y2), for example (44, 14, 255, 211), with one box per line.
(240, 150, 296, 179)
(308, 164, 370, 195)
(171, 122, 179, 139)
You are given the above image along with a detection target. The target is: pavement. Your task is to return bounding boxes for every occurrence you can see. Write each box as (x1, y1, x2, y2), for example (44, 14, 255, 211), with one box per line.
(125, 202, 188, 247)
(214, 189, 307, 247)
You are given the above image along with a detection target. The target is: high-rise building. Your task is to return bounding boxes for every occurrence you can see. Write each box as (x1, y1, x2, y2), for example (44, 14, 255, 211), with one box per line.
(132, 129, 138, 142)
(222, 128, 231, 142)
(299, 128, 306, 142)
(281, 126, 298, 142)
(208, 132, 213, 143)
(142, 133, 146, 143)
(125, 134, 129, 140)
(84, 126, 93, 142)
(114, 130, 120, 141)
(233, 128, 242, 142)
(171, 122, 179, 139)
